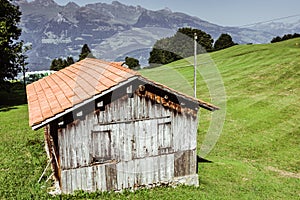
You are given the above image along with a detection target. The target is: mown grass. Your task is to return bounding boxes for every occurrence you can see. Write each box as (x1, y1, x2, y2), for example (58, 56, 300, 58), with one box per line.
(0, 39, 299, 199)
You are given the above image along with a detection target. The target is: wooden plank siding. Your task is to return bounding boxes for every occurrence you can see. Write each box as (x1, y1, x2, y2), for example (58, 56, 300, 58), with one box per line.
(57, 93, 199, 194)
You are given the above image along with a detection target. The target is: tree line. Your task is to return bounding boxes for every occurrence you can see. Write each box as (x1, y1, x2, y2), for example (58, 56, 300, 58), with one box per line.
(271, 33, 300, 43)
(50, 44, 141, 71)
(49, 44, 94, 71)
(148, 27, 237, 66)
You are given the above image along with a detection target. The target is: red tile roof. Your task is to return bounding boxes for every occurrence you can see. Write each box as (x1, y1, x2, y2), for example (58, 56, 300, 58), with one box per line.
(27, 58, 137, 127)
(27, 58, 218, 128)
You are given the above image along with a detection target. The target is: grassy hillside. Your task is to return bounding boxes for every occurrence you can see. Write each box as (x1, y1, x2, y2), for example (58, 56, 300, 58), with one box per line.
(141, 38, 300, 199)
(0, 39, 299, 199)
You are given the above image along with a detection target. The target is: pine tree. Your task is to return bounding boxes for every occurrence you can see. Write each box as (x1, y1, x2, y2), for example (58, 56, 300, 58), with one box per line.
(78, 44, 94, 61)
(50, 56, 75, 71)
(66, 56, 74, 66)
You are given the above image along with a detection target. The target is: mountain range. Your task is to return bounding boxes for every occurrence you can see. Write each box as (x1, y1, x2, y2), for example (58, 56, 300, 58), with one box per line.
(16, 0, 293, 69)
(249, 19, 300, 36)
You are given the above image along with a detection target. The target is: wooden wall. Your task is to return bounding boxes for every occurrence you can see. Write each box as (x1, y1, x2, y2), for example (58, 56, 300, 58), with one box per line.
(57, 93, 199, 193)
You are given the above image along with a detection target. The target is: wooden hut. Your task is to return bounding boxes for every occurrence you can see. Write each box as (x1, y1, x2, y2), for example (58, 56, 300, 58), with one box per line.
(26, 58, 218, 194)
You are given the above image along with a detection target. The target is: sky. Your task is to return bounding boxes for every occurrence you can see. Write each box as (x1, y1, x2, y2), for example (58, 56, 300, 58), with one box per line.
(52, 0, 300, 27)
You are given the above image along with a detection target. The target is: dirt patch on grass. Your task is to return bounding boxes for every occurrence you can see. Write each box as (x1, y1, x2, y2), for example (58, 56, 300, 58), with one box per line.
(266, 166, 300, 179)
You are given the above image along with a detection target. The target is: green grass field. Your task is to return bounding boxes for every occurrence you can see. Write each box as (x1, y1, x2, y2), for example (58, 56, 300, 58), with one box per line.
(0, 39, 299, 199)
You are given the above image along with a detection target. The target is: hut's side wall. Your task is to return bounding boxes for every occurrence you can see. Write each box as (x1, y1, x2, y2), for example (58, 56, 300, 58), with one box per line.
(57, 94, 198, 194)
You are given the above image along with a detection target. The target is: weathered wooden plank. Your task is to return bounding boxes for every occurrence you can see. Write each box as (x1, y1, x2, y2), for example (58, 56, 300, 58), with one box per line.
(118, 123, 124, 161)
(125, 122, 132, 161)
(144, 120, 151, 157)
(91, 166, 96, 192)
(190, 149, 197, 175)
(131, 122, 137, 159)
(140, 121, 146, 158)
(160, 154, 171, 182)
(152, 119, 158, 156)
(172, 112, 179, 151)
(92, 112, 98, 125)
(72, 125, 77, 168)
(76, 168, 82, 192)
(145, 157, 152, 185)
(116, 162, 124, 190)
(190, 117, 198, 150)
(82, 167, 88, 191)
(105, 164, 117, 191)
(94, 165, 106, 191)
(152, 156, 159, 183)
(134, 159, 141, 186)
(75, 122, 81, 168)
(68, 124, 74, 169)
(126, 161, 133, 188)
(87, 166, 93, 192)
(112, 99, 118, 122)
(67, 169, 72, 193)
(148, 98, 154, 118)
(100, 165, 107, 191)
(119, 122, 125, 161)
(157, 155, 163, 181)
(85, 121, 91, 166)
(112, 124, 119, 160)
(102, 105, 107, 124)
(92, 166, 98, 191)
(166, 154, 174, 181)
(86, 117, 92, 165)
(59, 129, 66, 169)
(139, 158, 146, 185)
(174, 150, 196, 177)
(71, 169, 77, 192)
(108, 104, 113, 123)
(132, 122, 138, 159)
(139, 121, 145, 158)
(147, 98, 152, 118)
(142, 96, 147, 118)
(61, 128, 66, 170)
(61, 170, 67, 193)
(127, 160, 134, 188)
(57, 129, 62, 168)
(66, 127, 71, 170)
(98, 107, 104, 123)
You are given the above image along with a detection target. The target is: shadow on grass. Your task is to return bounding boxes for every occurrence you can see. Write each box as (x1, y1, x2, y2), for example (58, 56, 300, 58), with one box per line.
(0, 106, 19, 112)
(0, 82, 27, 112)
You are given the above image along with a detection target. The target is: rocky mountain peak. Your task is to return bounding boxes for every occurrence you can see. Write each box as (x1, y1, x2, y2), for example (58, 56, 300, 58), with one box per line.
(65, 1, 80, 9)
(112, 1, 123, 6)
(30, 0, 58, 7)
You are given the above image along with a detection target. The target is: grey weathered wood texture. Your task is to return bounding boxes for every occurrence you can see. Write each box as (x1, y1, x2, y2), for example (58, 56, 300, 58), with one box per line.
(56, 92, 199, 193)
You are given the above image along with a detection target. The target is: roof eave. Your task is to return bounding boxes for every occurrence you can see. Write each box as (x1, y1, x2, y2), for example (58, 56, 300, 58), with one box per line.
(31, 76, 139, 130)
(137, 76, 219, 111)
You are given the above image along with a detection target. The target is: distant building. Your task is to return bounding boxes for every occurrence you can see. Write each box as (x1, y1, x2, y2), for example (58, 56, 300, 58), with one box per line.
(26, 58, 218, 194)
(18, 70, 56, 84)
